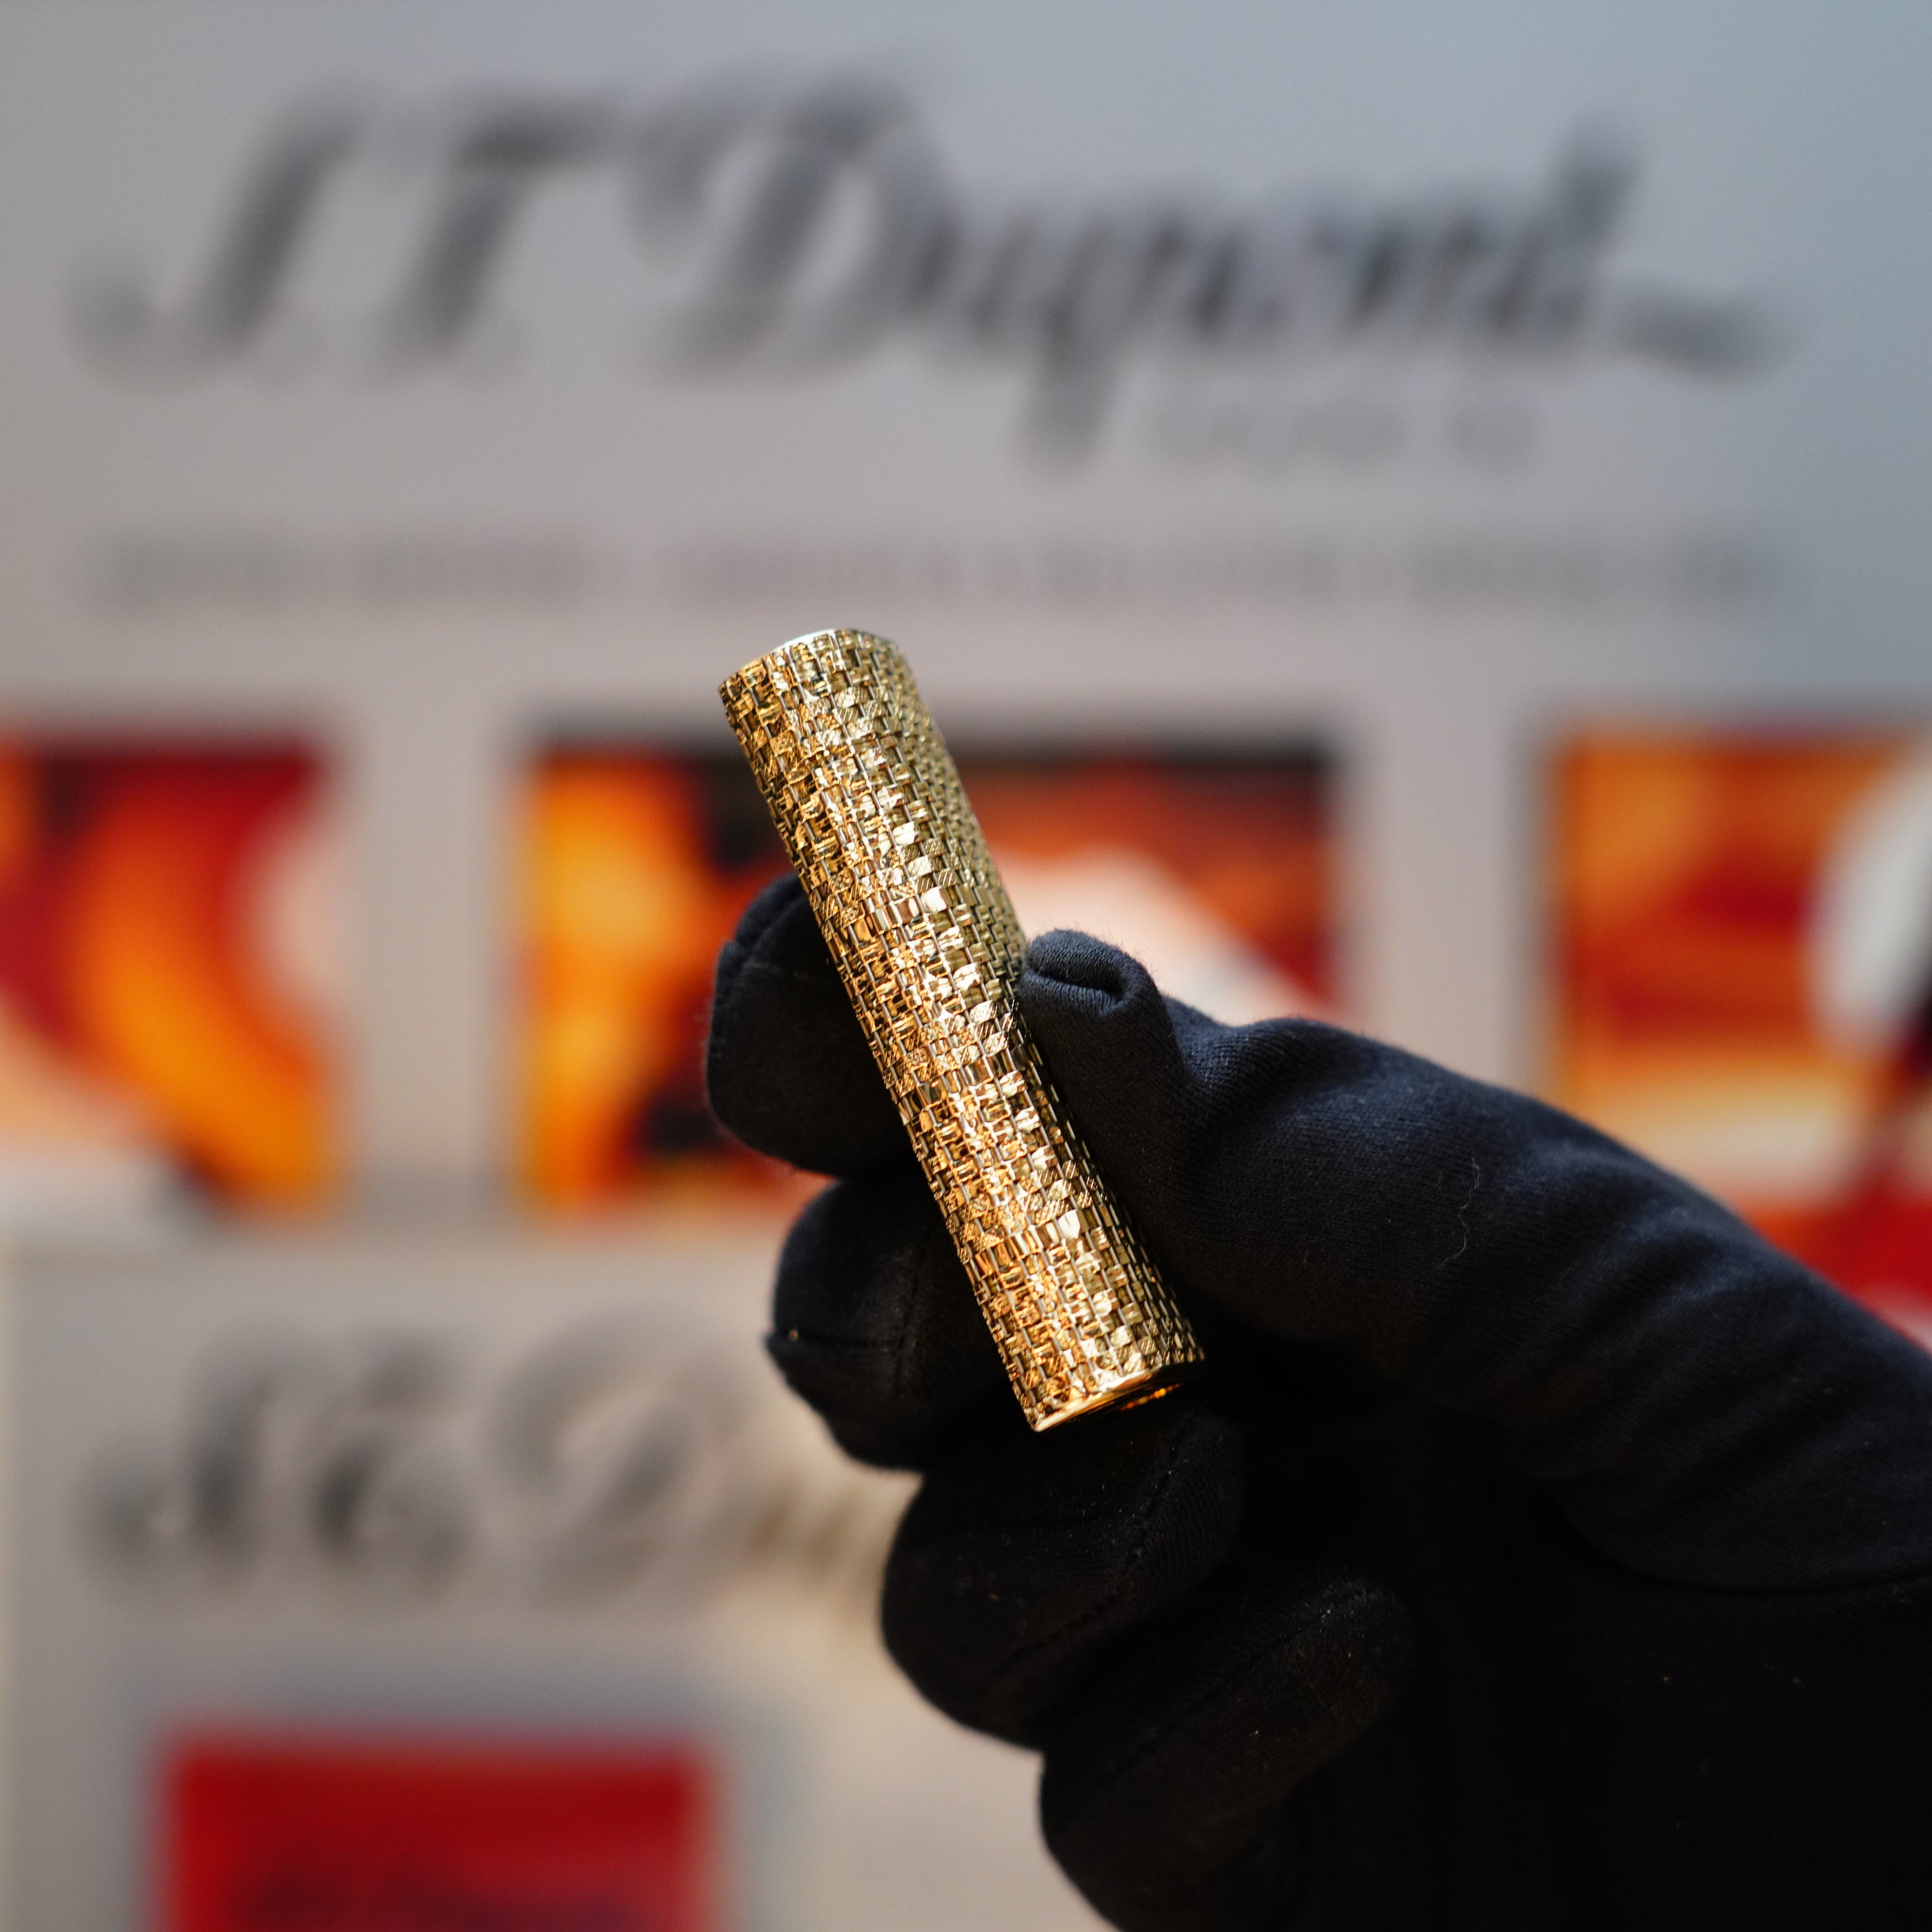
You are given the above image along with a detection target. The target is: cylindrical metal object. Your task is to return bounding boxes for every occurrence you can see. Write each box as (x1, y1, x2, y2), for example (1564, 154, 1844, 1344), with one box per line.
(721, 629, 1205, 1430)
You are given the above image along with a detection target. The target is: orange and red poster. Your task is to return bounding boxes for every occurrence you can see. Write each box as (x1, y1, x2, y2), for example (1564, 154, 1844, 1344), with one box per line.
(1549, 731, 1932, 1332)
(519, 742, 1337, 1210)
(0, 739, 337, 1218)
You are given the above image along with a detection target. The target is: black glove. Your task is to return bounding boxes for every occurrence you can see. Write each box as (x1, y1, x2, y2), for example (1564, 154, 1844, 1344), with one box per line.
(707, 874, 1932, 1932)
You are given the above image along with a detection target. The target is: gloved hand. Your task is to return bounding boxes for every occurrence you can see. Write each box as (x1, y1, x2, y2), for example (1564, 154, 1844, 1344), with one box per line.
(707, 874, 1932, 1932)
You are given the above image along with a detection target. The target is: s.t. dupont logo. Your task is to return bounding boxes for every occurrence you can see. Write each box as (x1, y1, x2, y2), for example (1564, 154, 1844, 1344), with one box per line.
(71, 77, 1781, 454)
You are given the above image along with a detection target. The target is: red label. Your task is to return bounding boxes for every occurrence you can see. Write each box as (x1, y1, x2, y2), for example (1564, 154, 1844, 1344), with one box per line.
(161, 1735, 716, 1932)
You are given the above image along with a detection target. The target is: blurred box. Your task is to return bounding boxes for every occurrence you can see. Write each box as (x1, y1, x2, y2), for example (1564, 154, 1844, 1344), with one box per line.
(519, 738, 1339, 1208)
(164, 1736, 712, 1932)
(1549, 730, 1932, 1334)
(6, 1230, 1101, 1931)
(0, 739, 338, 1231)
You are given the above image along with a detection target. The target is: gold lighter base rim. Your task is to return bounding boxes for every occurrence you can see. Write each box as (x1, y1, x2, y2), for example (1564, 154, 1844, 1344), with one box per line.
(1030, 1359, 1203, 1430)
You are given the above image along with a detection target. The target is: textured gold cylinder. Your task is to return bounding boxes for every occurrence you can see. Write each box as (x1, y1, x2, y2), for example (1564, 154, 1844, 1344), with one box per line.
(721, 629, 1205, 1430)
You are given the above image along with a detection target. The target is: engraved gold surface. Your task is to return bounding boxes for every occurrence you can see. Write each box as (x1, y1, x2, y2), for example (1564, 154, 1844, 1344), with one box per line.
(721, 629, 1205, 1430)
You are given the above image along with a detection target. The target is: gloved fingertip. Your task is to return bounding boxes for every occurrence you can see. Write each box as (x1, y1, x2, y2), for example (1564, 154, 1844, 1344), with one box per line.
(705, 875, 906, 1174)
(1018, 933, 1202, 1263)
(766, 1167, 1005, 1466)
(732, 871, 809, 951)
(1025, 929, 1156, 1006)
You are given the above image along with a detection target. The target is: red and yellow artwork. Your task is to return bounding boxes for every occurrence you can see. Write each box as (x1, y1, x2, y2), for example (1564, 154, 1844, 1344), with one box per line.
(0, 740, 338, 1216)
(1550, 731, 1932, 1328)
(519, 743, 1337, 1210)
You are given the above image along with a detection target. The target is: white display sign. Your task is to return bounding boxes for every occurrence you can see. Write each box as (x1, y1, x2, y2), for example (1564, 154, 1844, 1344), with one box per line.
(8, 1, 1929, 1186)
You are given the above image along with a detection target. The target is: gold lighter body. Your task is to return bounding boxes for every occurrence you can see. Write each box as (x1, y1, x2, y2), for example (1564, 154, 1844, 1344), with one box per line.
(721, 629, 1205, 1430)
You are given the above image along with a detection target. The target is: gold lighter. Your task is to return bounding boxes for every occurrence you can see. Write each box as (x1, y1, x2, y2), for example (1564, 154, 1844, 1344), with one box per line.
(721, 629, 1205, 1430)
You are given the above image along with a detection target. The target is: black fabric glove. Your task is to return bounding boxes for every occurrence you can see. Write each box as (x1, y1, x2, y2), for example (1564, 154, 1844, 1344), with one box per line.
(707, 874, 1932, 1931)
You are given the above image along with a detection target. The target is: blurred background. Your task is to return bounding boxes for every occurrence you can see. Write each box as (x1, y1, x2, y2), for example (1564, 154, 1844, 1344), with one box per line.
(2, 1, 1930, 1925)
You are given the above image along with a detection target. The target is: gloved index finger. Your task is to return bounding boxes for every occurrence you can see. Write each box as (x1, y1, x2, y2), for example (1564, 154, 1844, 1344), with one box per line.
(706, 873, 907, 1175)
